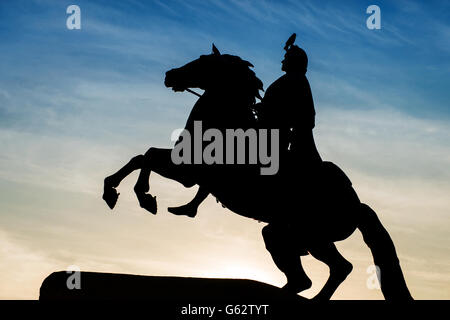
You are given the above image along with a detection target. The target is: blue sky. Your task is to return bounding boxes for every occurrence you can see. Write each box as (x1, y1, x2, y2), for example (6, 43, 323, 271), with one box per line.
(1, 0, 449, 133)
(0, 0, 449, 299)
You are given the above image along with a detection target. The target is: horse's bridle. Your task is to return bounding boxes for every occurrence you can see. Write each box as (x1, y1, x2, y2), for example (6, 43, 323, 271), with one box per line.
(185, 88, 202, 97)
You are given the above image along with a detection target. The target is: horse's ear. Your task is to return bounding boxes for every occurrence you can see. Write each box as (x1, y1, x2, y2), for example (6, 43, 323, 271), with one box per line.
(212, 43, 221, 55)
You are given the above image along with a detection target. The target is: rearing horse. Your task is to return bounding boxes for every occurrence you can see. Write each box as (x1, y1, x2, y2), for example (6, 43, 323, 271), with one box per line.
(103, 45, 413, 300)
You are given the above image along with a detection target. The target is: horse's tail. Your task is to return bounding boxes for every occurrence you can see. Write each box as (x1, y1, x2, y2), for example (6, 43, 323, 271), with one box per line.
(357, 203, 413, 300)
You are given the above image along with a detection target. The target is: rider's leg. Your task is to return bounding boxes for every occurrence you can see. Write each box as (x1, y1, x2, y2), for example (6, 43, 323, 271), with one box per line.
(262, 224, 312, 293)
(308, 243, 353, 300)
(168, 186, 209, 218)
(103, 154, 145, 209)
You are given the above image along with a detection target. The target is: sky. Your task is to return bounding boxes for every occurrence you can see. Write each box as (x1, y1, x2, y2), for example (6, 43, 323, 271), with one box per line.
(0, 0, 449, 299)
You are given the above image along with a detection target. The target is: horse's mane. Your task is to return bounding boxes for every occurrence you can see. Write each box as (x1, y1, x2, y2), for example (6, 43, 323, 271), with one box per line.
(218, 54, 264, 105)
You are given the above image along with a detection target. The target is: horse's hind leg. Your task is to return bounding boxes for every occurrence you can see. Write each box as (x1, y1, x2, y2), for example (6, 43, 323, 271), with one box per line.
(309, 243, 353, 300)
(262, 224, 312, 294)
(103, 154, 145, 209)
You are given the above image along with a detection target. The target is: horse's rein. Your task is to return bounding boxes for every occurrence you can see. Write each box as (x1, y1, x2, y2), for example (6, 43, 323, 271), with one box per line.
(185, 88, 202, 97)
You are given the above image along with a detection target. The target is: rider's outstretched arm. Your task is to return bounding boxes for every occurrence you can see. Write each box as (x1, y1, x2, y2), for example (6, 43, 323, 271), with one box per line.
(168, 186, 209, 218)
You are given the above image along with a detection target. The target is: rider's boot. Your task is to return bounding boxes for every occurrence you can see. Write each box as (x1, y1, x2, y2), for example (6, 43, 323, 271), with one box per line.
(168, 202, 198, 218)
(168, 187, 208, 218)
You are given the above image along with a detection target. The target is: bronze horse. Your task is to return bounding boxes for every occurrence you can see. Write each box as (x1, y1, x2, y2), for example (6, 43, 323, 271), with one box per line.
(103, 45, 412, 300)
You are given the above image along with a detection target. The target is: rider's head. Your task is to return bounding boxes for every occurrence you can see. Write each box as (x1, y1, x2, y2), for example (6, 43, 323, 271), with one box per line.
(281, 45, 308, 74)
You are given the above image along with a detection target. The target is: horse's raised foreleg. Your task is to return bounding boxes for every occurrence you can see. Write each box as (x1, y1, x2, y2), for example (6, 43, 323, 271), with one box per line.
(134, 149, 157, 214)
(309, 243, 353, 301)
(133, 147, 196, 214)
(103, 154, 145, 209)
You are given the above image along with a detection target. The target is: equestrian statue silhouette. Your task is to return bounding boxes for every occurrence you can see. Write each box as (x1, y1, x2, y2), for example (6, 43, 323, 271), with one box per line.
(102, 34, 413, 300)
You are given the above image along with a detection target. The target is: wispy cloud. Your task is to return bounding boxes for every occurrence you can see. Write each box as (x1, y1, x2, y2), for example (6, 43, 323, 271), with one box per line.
(0, 0, 449, 299)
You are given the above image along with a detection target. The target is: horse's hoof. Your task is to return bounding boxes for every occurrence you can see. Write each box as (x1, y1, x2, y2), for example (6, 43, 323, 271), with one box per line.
(103, 187, 119, 209)
(281, 276, 312, 294)
(137, 193, 158, 215)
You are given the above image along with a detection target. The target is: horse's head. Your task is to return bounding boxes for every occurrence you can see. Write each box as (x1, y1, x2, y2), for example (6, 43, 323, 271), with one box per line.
(165, 44, 263, 101)
(164, 44, 223, 91)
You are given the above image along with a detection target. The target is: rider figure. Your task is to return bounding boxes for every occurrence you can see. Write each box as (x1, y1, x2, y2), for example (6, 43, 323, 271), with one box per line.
(257, 33, 321, 176)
